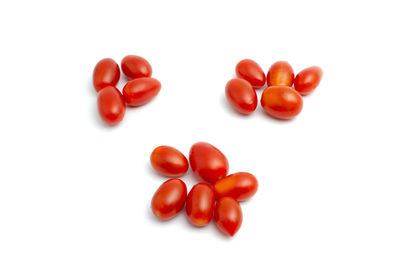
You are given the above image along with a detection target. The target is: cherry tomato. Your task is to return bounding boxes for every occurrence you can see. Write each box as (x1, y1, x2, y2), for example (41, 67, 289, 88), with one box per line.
(122, 77, 161, 107)
(121, 55, 152, 80)
(150, 146, 189, 177)
(225, 78, 257, 114)
(294, 66, 323, 95)
(151, 179, 187, 221)
(97, 86, 126, 125)
(214, 197, 242, 237)
(93, 58, 120, 92)
(267, 61, 294, 87)
(186, 183, 215, 227)
(235, 59, 266, 88)
(214, 172, 258, 201)
(260, 86, 303, 120)
(189, 142, 229, 184)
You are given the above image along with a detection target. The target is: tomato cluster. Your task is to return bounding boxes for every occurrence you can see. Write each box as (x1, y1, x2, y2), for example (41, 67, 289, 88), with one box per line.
(92, 56, 161, 125)
(150, 142, 258, 237)
(226, 59, 323, 119)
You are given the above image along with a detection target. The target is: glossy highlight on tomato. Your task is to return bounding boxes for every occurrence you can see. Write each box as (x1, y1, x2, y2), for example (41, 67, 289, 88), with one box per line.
(97, 86, 125, 125)
(151, 179, 187, 221)
(267, 61, 294, 87)
(186, 183, 215, 227)
(235, 59, 266, 88)
(225, 78, 257, 114)
(150, 146, 189, 177)
(122, 77, 161, 107)
(261, 86, 303, 120)
(93, 58, 120, 92)
(214, 197, 242, 237)
(214, 172, 258, 201)
(121, 55, 152, 80)
(294, 66, 323, 95)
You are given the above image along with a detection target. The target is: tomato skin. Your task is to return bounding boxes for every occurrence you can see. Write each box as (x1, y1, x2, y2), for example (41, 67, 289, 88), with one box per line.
(189, 142, 229, 184)
(267, 61, 294, 87)
(151, 179, 187, 221)
(93, 58, 120, 92)
(235, 59, 266, 88)
(121, 55, 152, 80)
(150, 146, 189, 177)
(214, 172, 258, 201)
(122, 77, 161, 107)
(260, 86, 303, 120)
(225, 78, 257, 114)
(97, 86, 126, 125)
(186, 183, 215, 227)
(294, 66, 323, 95)
(214, 197, 242, 237)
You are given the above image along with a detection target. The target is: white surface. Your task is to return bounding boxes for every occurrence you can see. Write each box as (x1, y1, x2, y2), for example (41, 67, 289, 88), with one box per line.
(0, 0, 399, 264)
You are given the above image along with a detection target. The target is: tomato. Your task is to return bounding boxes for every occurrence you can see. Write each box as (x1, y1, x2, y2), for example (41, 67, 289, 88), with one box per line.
(294, 66, 323, 95)
(267, 61, 294, 87)
(122, 77, 161, 107)
(260, 86, 303, 120)
(214, 197, 242, 237)
(186, 183, 215, 227)
(225, 78, 257, 114)
(189, 142, 229, 184)
(97, 86, 126, 125)
(93, 58, 120, 92)
(121, 55, 152, 80)
(214, 172, 258, 201)
(151, 179, 187, 221)
(150, 146, 189, 177)
(235, 59, 266, 88)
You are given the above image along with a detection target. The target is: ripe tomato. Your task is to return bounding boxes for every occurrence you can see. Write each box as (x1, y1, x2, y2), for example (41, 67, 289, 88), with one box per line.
(150, 146, 189, 177)
(214, 197, 242, 237)
(97, 86, 126, 125)
(121, 55, 152, 80)
(151, 179, 187, 221)
(186, 183, 215, 227)
(189, 142, 229, 184)
(225, 78, 257, 114)
(260, 86, 303, 120)
(122, 77, 161, 107)
(214, 172, 258, 201)
(294, 66, 323, 95)
(93, 58, 120, 92)
(267, 61, 294, 87)
(235, 59, 266, 88)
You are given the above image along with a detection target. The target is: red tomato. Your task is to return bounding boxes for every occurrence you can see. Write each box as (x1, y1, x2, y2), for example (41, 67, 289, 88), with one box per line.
(121, 55, 152, 80)
(186, 183, 215, 227)
(260, 86, 303, 120)
(214, 197, 242, 237)
(214, 172, 258, 201)
(150, 146, 189, 177)
(267, 61, 294, 87)
(93, 58, 120, 92)
(151, 179, 187, 221)
(189, 142, 229, 184)
(294, 66, 323, 95)
(97, 86, 126, 125)
(235, 59, 266, 88)
(122, 77, 161, 107)
(225, 78, 257, 114)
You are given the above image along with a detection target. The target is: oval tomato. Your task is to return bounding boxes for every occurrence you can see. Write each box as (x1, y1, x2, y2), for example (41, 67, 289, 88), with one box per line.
(186, 183, 215, 227)
(151, 179, 187, 221)
(121, 55, 152, 80)
(93, 58, 120, 92)
(97, 86, 125, 125)
(122, 77, 161, 107)
(267, 61, 294, 87)
(214, 197, 242, 237)
(214, 172, 258, 201)
(189, 142, 229, 184)
(294, 66, 323, 95)
(225, 78, 257, 114)
(235, 59, 266, 88)
(150, 146, 189, 177)
(260, 86, 303, 120)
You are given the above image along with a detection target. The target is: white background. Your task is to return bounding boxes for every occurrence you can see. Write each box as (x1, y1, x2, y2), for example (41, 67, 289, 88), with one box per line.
(0, 0, 399, 264)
